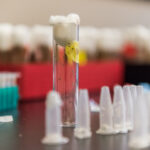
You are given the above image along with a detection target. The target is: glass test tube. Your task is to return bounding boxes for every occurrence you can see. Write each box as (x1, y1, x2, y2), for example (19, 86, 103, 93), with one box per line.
(52, 22, 79, 127)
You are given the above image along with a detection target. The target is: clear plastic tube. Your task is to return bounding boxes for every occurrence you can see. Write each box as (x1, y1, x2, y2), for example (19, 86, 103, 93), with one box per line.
(52, 22, 79, 127)
(130, 85, 137, 101)
(113, 85, 128, 133)
(74, 89, 91, 139)
(46, 106, 62, 137)
(123, 85, 133, 131)
(96, 86, 114, 135)
(136, 85, 144, 97)
(42, 91, 69, 145)
(129, 94, 149, 149)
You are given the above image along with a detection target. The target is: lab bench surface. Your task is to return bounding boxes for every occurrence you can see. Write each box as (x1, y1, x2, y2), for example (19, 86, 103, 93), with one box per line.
(0, 101, 149, 150)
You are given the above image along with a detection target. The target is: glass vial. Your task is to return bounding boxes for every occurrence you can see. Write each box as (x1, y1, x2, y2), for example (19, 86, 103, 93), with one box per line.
(50, 14, 80, 127)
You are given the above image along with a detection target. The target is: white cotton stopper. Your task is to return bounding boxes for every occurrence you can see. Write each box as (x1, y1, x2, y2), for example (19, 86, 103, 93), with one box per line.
(49, 13, 80, 46)
(49, 13, 80, 25)
(67, 13, 80, 25)
(79, 27, 99, 56)
(97, 28, 123, 53)
(74, 89, 92, 139)
(123, 85, 134, 131)
(129, 94, 150, 149)
(12, 25, 31, 47)
(96, 86, 115, 135)
(113, 85, 128, 133)
(0, 24, 13, 51)
(42, 91, 69, 145)
(31, 25, 52, 50)
(124, 25, 150, 54)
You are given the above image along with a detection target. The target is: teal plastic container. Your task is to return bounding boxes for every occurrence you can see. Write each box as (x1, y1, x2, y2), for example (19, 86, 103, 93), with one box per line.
(0, 86, 19, 111)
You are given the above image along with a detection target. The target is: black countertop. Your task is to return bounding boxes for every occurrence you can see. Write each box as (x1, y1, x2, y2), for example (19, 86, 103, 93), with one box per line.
(0, 100, 149, 150)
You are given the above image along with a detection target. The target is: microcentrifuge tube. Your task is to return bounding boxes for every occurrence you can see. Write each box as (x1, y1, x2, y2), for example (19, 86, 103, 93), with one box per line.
(129, 94, 150, 149)
(143, 92, 150, 141)
(74, 89, 92, 139)
(42, 91, 69, 145)
(136, 85, 144, 97)
(123, 85, 133, 131)
(113, 86, 128, 133)
(96, 86, 115, 135)
(129, 85, 137, 101)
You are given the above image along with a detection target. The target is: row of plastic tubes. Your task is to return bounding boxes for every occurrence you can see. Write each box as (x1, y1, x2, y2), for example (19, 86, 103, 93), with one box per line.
(41, 85, 150, 149)
(0, 72, 20, 111)
(0, 72, 20, 87)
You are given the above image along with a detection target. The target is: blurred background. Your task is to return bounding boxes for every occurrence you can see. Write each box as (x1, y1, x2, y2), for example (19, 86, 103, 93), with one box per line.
(0, 0, 150, 106)
(1, 0, 150, 27)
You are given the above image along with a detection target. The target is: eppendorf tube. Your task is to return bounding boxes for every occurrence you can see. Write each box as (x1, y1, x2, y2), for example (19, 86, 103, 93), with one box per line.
(50, 14, 80, 127)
